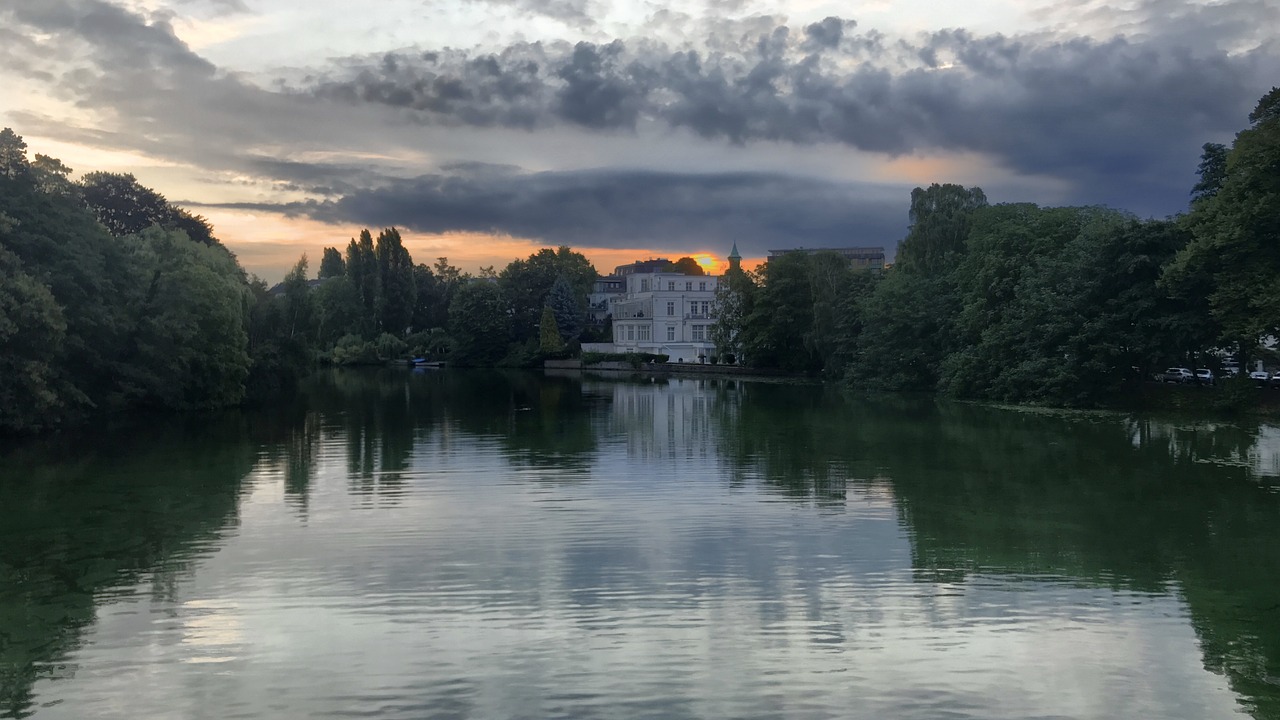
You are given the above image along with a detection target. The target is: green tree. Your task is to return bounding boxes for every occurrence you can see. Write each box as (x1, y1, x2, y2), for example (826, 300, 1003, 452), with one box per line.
(0, 244, 71, 432)
(449, 281, 510, 366)
(0, 128, 29, 178)
(375, 227, 416, 334)
(1168, 87, 1280, 350)
(318, 246, 345, 278)
(78, 172, 219, 246)
(849, 269, 960, 391)
(345, 230, 378, 336)
(546, 275, 584, 343)
(711, 266, 758, 364)
(894, 183, 989, 275)
(499, 247, 596, 342)
(539, 305, 564, 353)
(1190, 142, 1229, 205)
(115, 226, 251, 409)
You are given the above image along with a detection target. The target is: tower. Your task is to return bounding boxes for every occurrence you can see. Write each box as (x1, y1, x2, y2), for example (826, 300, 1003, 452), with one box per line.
(728, 242, 742, 273)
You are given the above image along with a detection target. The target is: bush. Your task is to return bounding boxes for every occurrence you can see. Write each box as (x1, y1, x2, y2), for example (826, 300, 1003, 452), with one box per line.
(329, 334, 379, 366)
(374, 332, 407, 361)
(582, 351, 670, 367)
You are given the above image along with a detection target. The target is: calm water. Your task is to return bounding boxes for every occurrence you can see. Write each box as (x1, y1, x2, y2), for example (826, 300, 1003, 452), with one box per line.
(3, 369, 1280, 720)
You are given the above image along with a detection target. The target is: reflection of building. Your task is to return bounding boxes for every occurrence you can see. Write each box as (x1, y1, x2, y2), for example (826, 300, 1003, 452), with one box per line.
(591, 379, 720, 460)
(768, 246, 885, 271)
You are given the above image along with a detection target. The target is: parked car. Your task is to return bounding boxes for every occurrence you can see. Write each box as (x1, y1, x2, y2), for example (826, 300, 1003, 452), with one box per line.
(1270, 373, 1280, 388)
(1195, 369, 1215, 384)
(1162, 367, 1195, 383)
(1251, 370, 1271, 386)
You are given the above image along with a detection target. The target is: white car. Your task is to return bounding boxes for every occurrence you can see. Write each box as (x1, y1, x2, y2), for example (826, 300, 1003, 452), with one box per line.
(1195, 369, 1215, 384)
(1251, 370, 1271, 385)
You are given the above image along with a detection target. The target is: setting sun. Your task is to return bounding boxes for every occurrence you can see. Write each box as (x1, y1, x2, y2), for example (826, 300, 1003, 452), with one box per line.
(692, 253, 720, 273)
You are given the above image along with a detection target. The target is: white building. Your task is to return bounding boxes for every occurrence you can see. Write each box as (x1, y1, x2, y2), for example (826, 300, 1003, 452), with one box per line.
(586, 270, 722, 363)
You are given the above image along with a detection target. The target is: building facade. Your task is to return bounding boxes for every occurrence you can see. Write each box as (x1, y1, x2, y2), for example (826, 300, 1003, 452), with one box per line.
(767, 246, 885, 271)
(585, 269, 721, 363)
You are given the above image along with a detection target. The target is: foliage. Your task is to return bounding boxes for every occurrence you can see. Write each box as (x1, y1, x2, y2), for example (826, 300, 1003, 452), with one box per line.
(114, 226, 252, 409)
(894, 183, 989, 275)
(711, 267, 757, 364)
(499, 246, 596, 342)
(581, 351, 669, 367)
(670, 256, 706, 275)
(79, 171, 217, 245)
(318, 246, 345, 278)
(539, 305, 564, 353)
(1168, 86, 1280, 351)
(547, 274, 584, 343)
(449, 281, 510, 366)
(0, 245, 71, 431)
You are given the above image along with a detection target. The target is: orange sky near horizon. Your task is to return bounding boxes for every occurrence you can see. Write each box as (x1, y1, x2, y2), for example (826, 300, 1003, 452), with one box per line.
(202, 207, 757, 283)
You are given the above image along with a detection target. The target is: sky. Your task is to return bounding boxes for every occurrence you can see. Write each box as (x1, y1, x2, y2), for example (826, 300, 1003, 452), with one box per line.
(1, 0, 1277, 281)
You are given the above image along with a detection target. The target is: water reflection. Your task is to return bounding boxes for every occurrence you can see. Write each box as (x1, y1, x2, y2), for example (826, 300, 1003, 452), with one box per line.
(1, 370, 1279, 719)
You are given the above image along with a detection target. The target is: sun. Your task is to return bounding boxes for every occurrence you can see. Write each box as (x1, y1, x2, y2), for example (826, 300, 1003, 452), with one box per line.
(693, 253, 720, 273)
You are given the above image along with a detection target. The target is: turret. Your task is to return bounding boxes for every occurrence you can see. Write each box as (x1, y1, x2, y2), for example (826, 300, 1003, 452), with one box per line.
(728, 242, 742, 272)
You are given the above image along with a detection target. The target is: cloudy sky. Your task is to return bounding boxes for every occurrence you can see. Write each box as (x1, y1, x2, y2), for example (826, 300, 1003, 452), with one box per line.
(2, 0, 1276, 280)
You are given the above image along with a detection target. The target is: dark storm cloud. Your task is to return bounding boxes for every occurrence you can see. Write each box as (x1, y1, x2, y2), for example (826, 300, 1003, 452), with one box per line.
(191, 168, 907, 256)
(305, 7, 1279, 215)
(5, 0, 1280, 244)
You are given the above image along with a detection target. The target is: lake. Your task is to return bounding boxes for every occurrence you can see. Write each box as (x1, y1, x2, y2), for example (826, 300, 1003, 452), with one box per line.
(3, 368, 1280, 719)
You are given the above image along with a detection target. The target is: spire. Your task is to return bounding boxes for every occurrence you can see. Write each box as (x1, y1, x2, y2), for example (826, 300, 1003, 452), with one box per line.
(728, 242, 742, 272)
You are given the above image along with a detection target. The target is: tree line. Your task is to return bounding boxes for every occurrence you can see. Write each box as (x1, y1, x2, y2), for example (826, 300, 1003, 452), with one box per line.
(0, 128, 609, 433)
(713, 87, 1280, 407)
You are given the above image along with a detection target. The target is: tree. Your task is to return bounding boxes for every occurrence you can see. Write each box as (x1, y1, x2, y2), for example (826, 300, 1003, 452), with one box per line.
(1190, 142, 1228, 205)
(850, 269, 960, 391)
(375, 227, 415, 334)
(345, 230, 378, 336)
(499, 247, 596, 342)
(547, 275, 584, 343)
(79, 171, 175, 238)
(0, 128, 29, 178)
(31, 154, 77, 197)
(1168, 87, 1280, 348)
(115, 226, 251, 409)
(318, 246, 346, 279)
(0, 245, 70, 432)
(711, 266, 758, 363)
(671, 257, 706, 275)
(895, 183, 988, 275)
(449, 281, 510, 366)
(539, 305, 564, 353)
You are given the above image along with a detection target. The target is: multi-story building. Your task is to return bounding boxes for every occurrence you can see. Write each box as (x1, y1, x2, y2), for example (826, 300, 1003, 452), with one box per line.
(585, 268, 722, 363)
(587, 275, 626, 326)
(767, 246, 885, 271)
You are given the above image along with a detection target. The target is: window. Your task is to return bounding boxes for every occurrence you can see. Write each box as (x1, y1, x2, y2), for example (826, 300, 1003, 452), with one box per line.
(627, 326, 635, 341)
(686, 282, 692, 291)
(641, 279, 650, 292)
(667, 325, 675, 341)
(639, 326, 650, 341)
(692, 325, 705, 341)
(668, 282, 675, 291)
(667, 301, 675, 316)
(703, 301, 711, 315)
(699, 281, 707, 291)
(614, 327, 621, 342)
